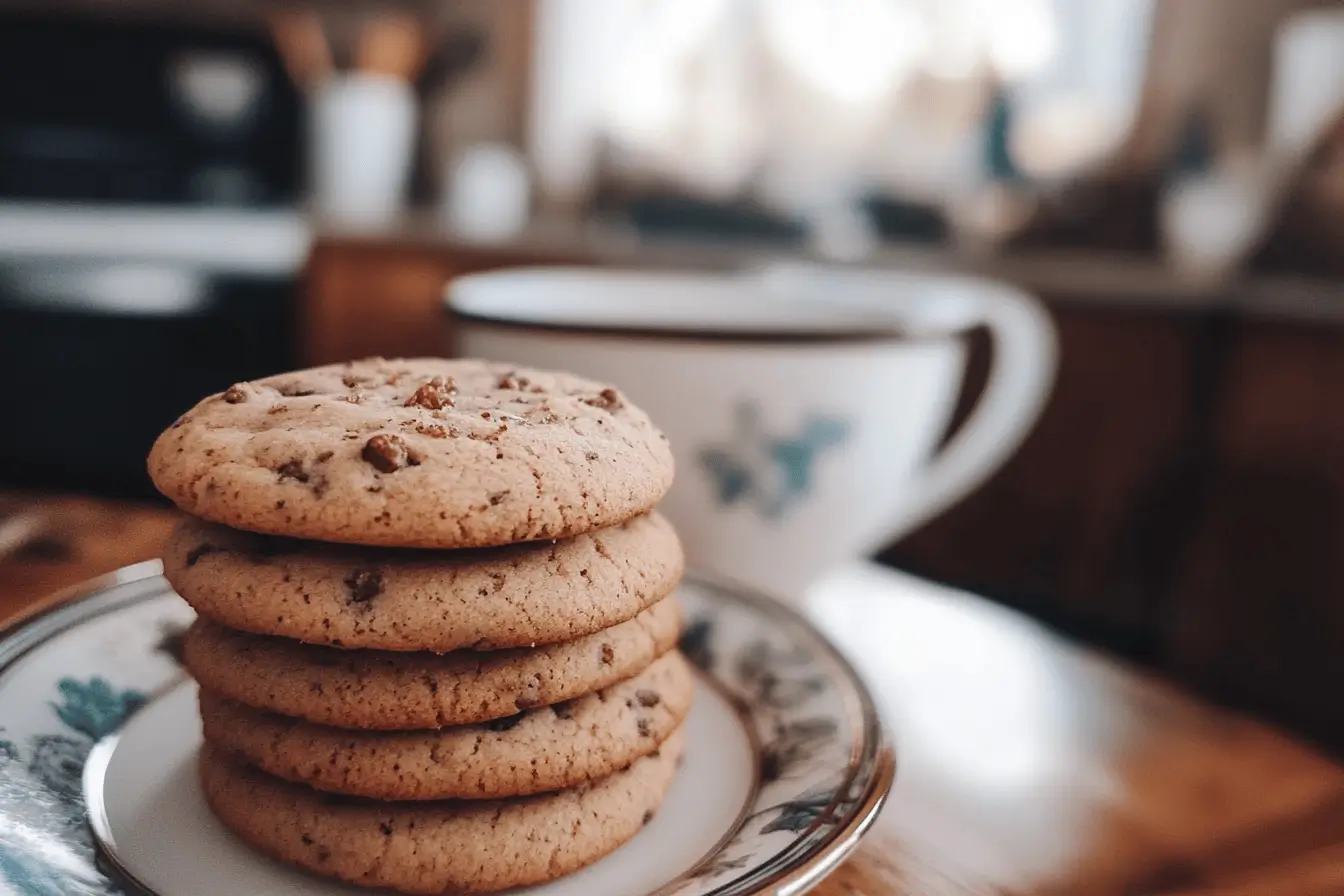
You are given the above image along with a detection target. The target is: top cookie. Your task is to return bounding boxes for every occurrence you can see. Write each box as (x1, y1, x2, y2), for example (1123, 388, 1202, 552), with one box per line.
(147, 358, 674, 548)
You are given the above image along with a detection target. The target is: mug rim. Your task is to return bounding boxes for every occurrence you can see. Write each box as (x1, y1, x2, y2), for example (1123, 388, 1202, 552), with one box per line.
(445, 266, 994, 345)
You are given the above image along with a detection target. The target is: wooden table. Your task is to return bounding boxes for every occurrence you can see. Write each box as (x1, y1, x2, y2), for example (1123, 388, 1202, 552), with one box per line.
(2, 492, 1342, 895)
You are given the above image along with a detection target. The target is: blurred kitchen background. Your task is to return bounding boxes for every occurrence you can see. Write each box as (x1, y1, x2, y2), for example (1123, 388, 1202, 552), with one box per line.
(2, 0, 1344, 750)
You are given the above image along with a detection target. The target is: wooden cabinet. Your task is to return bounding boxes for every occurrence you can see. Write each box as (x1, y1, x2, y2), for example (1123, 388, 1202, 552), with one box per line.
(1165, 320, 1344, 743)
(303, 239, 564, 365)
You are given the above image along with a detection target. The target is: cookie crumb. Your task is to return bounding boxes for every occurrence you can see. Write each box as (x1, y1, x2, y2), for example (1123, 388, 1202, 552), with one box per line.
(415, 422, 449, 438)
(222, 384, 248, 404)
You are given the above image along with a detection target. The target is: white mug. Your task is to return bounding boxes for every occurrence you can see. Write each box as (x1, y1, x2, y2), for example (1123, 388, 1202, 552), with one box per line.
(447, 265, 1056, 601)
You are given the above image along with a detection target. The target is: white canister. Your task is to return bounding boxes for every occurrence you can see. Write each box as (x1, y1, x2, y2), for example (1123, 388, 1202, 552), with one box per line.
(310, 73, 418, 226)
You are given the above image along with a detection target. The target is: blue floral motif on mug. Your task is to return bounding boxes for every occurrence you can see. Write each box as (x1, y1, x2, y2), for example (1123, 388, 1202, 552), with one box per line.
(698, 402, 851, 520)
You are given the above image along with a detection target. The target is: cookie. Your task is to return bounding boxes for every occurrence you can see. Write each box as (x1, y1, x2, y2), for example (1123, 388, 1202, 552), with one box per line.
(182, 598, 682, 729)
(200, 728, 684, 894)
(163, 512, 682, 651)
(148, 358, 674, 548)
(198, 651, 692, 800)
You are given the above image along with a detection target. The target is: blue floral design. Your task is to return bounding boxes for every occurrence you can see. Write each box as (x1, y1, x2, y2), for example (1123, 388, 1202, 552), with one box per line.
(50, 677, 146, 741)
(698, 402, 851, 520)
(757, 783, 839, 834)
(678, 617, 716, 673)
(27, 734, 90, 803)
(0, 676, 145, 895)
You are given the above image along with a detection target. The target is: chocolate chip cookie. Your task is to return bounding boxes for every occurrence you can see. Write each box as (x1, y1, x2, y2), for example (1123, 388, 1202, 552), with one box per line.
(197, 651, 692, 800)
(148, 358, 674, 548)
(182, 598, 681, 729)
(199, 727, 684, 894)
(163, 511, 682, 651)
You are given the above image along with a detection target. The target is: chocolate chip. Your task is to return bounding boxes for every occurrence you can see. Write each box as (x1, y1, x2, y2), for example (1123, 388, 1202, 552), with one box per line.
(222, 384, 248, 404)
(185, 542, 218, 567)
(362, 434, 420, 472)
(637, 718, 653, 737)
(379, 822, 393, 836)
(600, 643, 614, 664)
(315, 450, 334, 463)
(316, 847, 331, 863)
(636, 690, 661, 707)
(488, 490, 510, 506)
(404, 376, 456, 410)
(642, 810, 655, 826)
(585, 451, 600, 461)
(344, 568, 383, 603)
(551, 701, 574, 720)
(301, 834, 314, 846)
(486, 712, 525, 732)
(276, 460, 309, 483)
(583, 388, 622, 411)
(496, 372, 532, 390)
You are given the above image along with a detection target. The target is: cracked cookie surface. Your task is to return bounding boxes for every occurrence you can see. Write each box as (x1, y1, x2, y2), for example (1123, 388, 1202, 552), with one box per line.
(148, 358, 674, 548)
(164, 512, 682, 651)
(197, 651, 692, 800)
(182, 598, 682, 729)
(199, 728, 684, 894)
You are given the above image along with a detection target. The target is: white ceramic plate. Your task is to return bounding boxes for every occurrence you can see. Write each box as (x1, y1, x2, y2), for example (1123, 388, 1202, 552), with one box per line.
(0, 562, 892, 896)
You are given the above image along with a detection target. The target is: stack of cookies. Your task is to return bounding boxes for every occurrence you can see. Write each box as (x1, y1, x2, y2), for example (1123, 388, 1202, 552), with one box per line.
(146, 358, 690, 894)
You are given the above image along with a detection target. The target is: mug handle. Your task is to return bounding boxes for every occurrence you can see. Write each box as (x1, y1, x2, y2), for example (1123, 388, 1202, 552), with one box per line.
(862, 282, 1058, 556)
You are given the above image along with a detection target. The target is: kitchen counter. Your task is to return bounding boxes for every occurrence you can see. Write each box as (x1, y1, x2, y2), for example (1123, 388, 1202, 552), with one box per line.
(314, 209, 1344, 323)
(4, 490, 1343, 894)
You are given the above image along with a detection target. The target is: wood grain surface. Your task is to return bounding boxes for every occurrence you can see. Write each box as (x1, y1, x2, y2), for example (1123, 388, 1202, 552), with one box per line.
(1, 492, 1341, 895)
